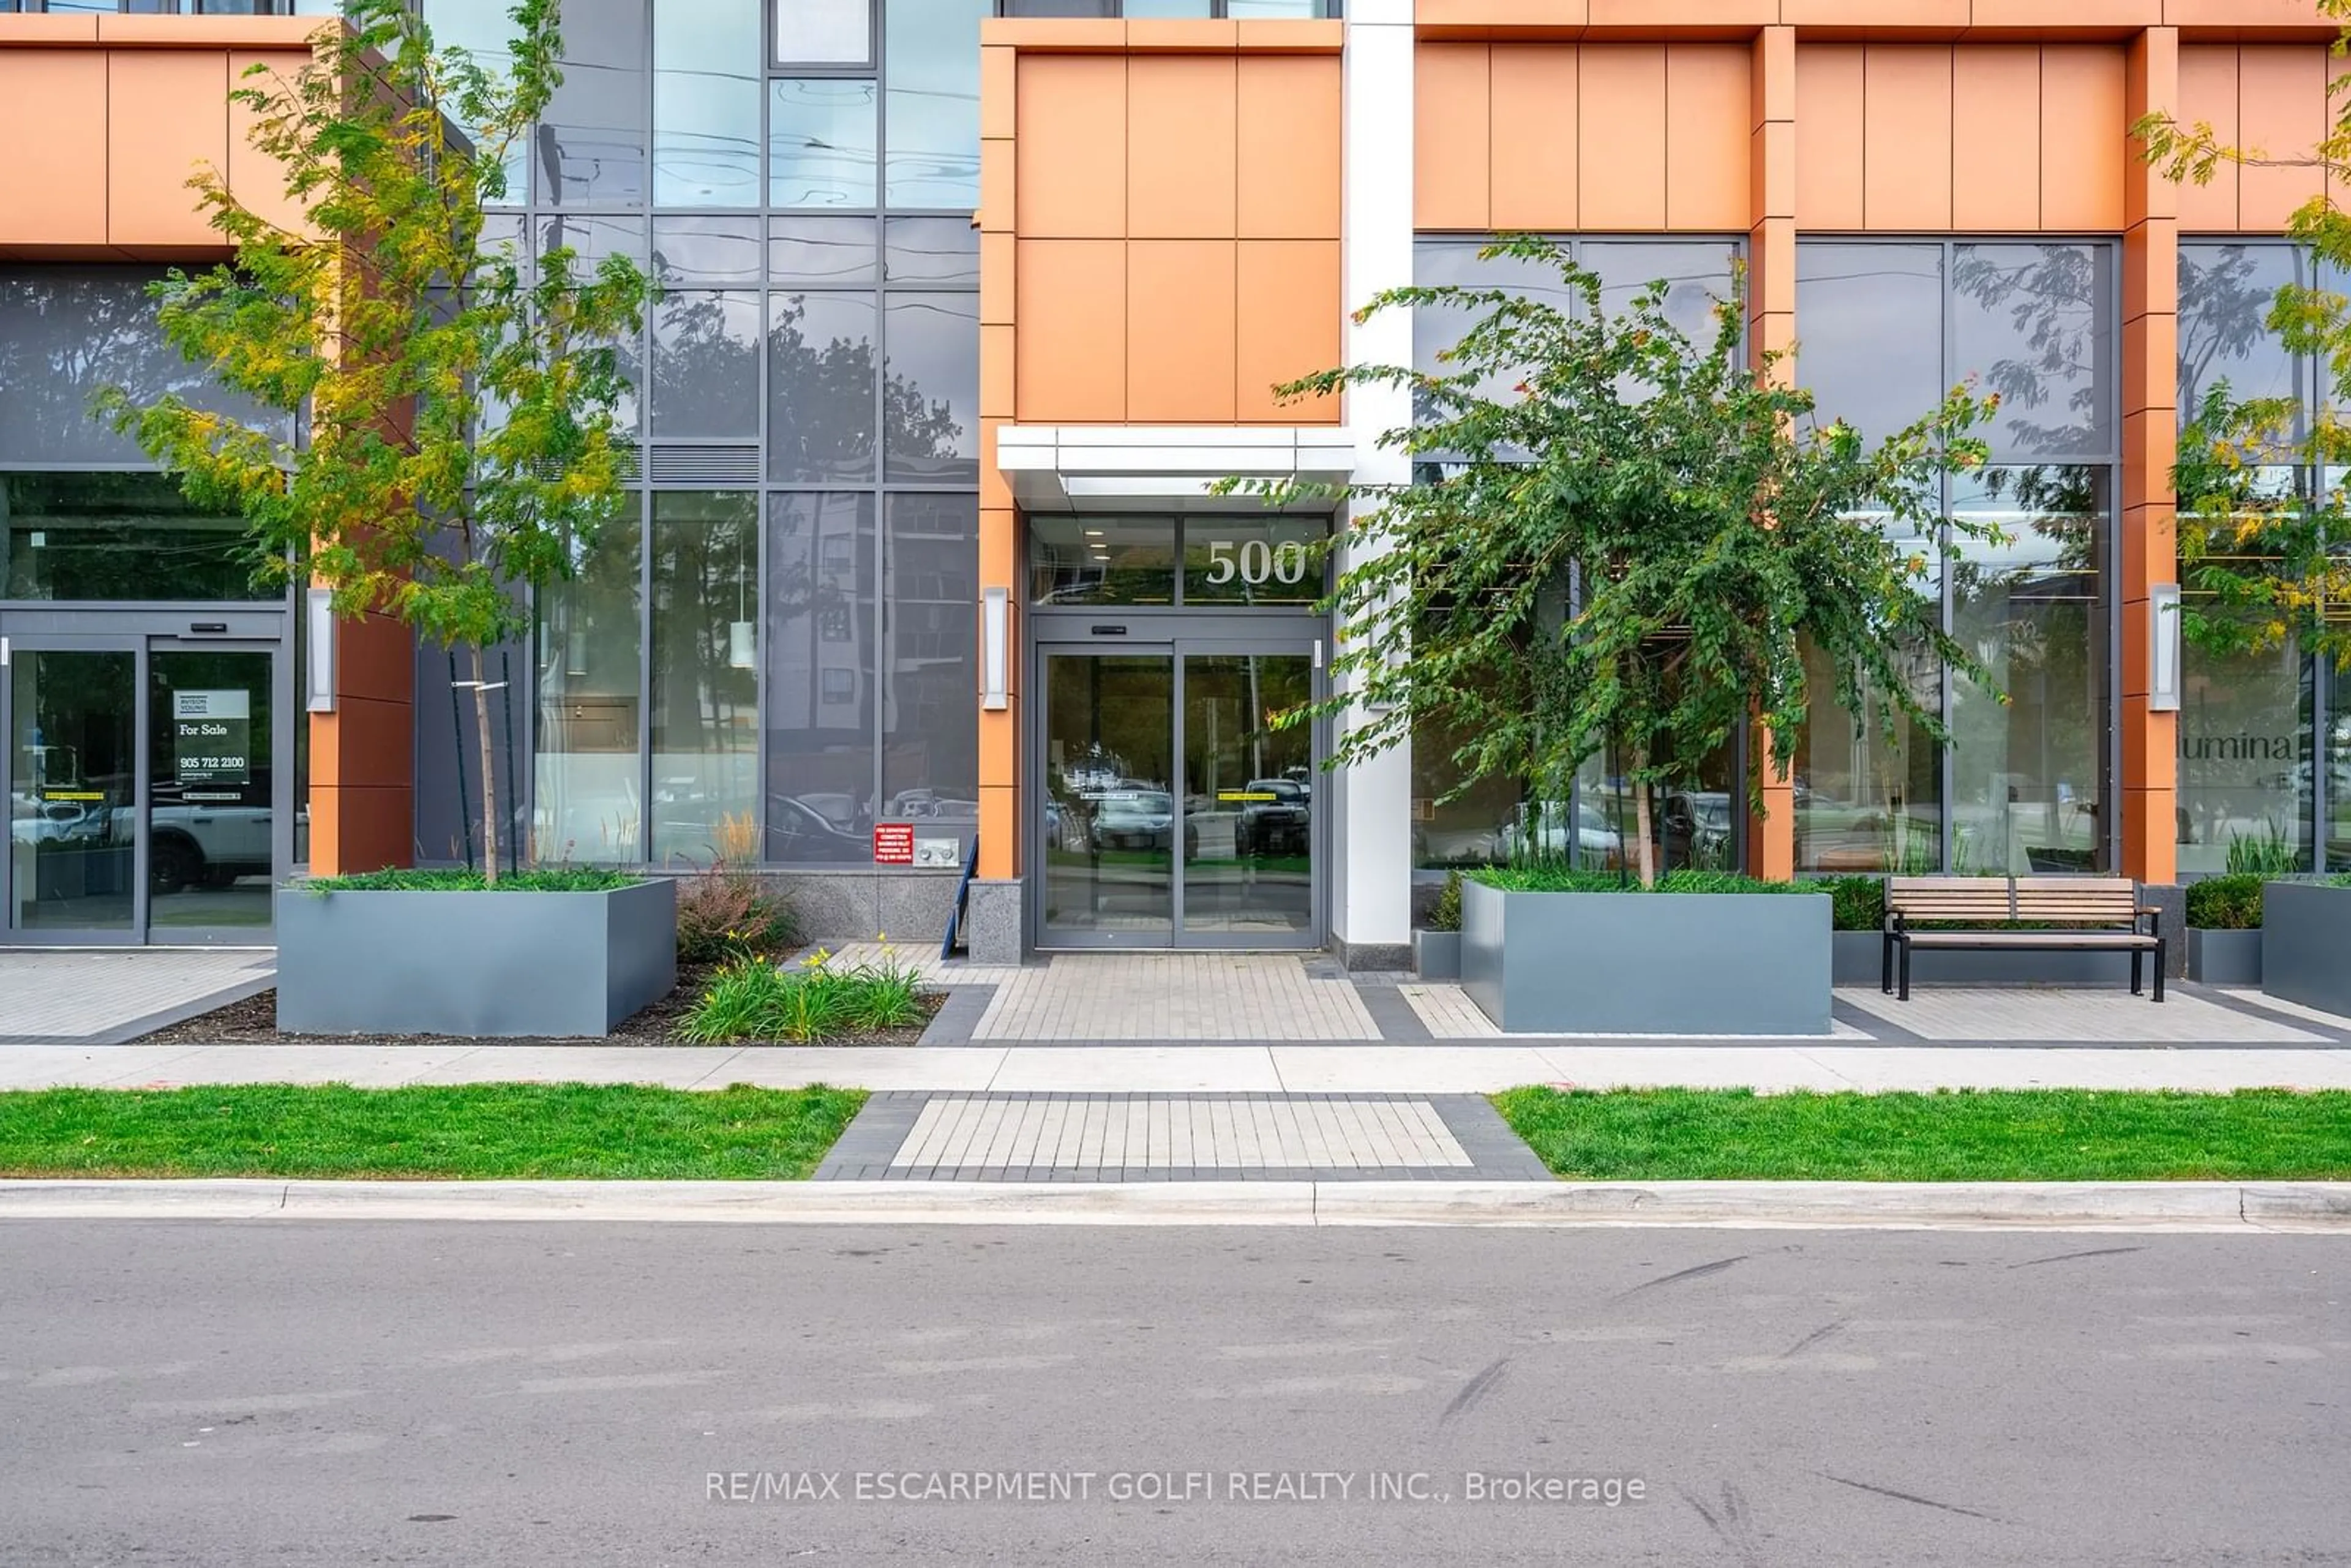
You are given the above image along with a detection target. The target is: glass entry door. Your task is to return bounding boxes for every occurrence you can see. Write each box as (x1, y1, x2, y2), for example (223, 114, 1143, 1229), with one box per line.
(4, 636, 279, 943)
(146, 643, 276, 937)
(1038, 642, 1319, 948)
(6, 643, 138, 937)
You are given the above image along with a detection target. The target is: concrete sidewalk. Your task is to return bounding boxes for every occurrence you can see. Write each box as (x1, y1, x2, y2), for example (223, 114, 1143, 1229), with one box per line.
(7, 1040, 2351, 1092)
(4, 1177, 2345, 1231)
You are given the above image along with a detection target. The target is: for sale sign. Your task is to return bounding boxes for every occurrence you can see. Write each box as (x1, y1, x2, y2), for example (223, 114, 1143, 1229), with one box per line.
(173, 690, 251, 786)
(872, 822, 915, 865)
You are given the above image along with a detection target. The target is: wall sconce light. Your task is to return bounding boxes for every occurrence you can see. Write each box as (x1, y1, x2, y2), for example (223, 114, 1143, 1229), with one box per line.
(305, 587, 337, 713)
(981, 586, 1010, 711)
(2149, 583, 2183, 713)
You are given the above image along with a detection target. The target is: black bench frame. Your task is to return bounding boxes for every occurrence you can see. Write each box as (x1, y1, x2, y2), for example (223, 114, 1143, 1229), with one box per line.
(1880, 879, 2166, 1003)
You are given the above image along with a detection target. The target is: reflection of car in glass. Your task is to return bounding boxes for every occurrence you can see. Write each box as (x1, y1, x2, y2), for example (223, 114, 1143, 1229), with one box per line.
(10, 794, 107, 847)
(1498, 800, 1622, 865)
(1090, 790, 1198, 857)
(795, 792, 864, 834)
(1661, 791, 1734, 866)
(1237, 779, 1310, 857)
(885, 790, 978, 821)
(765, 795, 873, 863)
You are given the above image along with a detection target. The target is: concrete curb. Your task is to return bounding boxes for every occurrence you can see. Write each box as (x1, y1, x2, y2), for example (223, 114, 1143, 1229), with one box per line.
(2, 1179, 2347, 1231)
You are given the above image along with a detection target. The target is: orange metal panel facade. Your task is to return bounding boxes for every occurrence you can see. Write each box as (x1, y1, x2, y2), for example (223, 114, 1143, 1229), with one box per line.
(1487, 45, 1577, 230)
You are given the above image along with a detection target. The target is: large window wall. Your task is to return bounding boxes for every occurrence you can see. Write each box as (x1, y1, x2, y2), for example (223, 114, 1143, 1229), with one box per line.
(419, 0, 985, 866)
(1406, 236, 1744, 873)
(2174, 239, 2341, 874)
(1793, 240, 2117, 875)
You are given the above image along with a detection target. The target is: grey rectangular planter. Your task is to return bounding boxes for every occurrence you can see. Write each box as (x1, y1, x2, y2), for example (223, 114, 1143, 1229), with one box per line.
(1830, 930, 2158, 988)
(1461, 882, 1831, 1035)
(276, 879, 677, 1038)
(2186, 928, 2262, 986)
(2262, 881, 2351, 1015)
(1412, 928, 1462, 981)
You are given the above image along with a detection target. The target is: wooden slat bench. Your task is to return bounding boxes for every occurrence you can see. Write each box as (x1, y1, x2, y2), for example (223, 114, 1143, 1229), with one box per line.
(1882, 877, 2165, 1002)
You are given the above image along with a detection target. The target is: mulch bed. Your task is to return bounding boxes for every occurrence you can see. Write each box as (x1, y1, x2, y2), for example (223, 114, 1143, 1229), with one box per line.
(130, 962, 943, 1049)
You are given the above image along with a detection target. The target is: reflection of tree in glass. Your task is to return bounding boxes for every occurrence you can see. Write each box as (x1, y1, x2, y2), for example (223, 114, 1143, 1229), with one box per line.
(2178, 246, 2296, 427)
(0, 273, 282, 460)
(763, 294, 962, 480)
(1949, 245, 2105, 456)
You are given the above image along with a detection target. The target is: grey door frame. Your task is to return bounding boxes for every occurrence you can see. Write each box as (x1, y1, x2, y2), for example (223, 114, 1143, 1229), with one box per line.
(1, 607, 292, 947)
(1029, 612, 1327, 951)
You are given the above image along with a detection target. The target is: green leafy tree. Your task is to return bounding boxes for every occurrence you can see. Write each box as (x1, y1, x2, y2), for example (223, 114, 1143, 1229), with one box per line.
(94, 0, 652, 881)
(2137, 0, 2351, 672)
(1232, 236, 2000, 886)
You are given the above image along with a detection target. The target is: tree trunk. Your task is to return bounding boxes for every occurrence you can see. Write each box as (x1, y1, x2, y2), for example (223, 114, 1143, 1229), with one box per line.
(1630, 743, 1657, 890)
(470, 641, 501, 885)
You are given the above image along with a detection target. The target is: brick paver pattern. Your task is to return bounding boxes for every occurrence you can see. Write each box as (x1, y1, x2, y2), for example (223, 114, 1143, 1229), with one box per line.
(891, 1093, 1472, 1171)
(0, 950, 272, 1043)
(967, 953, 1380, 1041)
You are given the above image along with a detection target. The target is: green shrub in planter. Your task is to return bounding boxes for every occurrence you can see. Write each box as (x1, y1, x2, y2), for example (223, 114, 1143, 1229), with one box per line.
(1817, 875, 1886, 932)
(2186, 873, 2266, 931)
(1427, 870, 1464, 933)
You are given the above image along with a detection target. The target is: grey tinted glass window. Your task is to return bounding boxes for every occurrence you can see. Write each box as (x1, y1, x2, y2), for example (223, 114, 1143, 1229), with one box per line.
(651, 217, 763, 287)
(651, 290, 760, 440)
(776, 0, 871, 64)
(883, 293, 978, 482)
(421, 0, 529, 200)
(769, 291, 880, 481)
(1579, 241, 1738, 347)
(765, 492, 877, 862)
(885, 217, 980, 284)
(772, 217, 879, 285)
(1946, 465, 2110, 872)
(533, 217, 643, 432)
(1794, 242, 1942, 444)
(650, 490, 760, 864)
(533, 501, 645, 863)
(886, 0, 988, 210)
(1029, 516, 1176, 606)
(1, 473, 271, 602)
(882, 493, 978, 821)
(653, 0, 762, 207)
(771, 79, 879, 209)
(1952, 242, 2113, 460)
(1411, 239, 1577, 401)
(540, 0, 647, 207)
(2179, 241, 2305, 433)
(0, 268, 287, 467)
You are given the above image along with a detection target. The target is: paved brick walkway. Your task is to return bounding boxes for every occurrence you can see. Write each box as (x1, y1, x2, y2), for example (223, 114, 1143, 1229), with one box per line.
(0, 950, 274, 1045)
(814, 1092, 1553, 1181)
(824, 945, 1382, 1041)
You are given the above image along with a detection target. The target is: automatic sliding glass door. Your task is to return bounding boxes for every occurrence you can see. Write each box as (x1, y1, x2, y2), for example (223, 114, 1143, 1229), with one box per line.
(1040, 650, 1177, 944)
(1179, 650, 1314, 939)
(1037, 641, 1321, 949)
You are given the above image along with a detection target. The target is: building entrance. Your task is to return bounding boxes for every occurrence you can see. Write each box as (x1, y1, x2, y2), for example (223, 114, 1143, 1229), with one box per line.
(1037, 639, 1322, 949)
(4, 619, 290, 945)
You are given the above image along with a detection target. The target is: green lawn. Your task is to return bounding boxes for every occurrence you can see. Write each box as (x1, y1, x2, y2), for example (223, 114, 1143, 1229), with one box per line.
(0, 1084, 866, 1180)
(1491, 1087, 2351, 1182)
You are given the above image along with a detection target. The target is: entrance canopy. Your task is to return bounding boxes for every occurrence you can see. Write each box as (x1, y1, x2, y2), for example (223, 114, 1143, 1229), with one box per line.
(997, 425, 1354, 514)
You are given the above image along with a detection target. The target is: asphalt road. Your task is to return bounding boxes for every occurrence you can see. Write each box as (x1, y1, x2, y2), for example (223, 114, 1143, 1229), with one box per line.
(1, 1222, 2345, 1566)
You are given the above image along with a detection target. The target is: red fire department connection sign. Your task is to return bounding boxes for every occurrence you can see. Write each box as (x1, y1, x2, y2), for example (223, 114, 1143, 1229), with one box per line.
(872, 823, 915, 865)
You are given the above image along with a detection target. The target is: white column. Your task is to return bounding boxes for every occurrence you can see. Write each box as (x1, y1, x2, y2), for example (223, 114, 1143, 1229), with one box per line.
(1333, 1, 1415, 964)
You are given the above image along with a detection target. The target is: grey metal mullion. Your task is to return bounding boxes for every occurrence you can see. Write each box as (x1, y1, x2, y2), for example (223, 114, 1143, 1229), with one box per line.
(1170, 647, 1187, 937)
(637, 487, 653, 865)
(0, 648, 10, 930)
(1939, 241, 1959, 874)
(132, 639, 151, 941)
